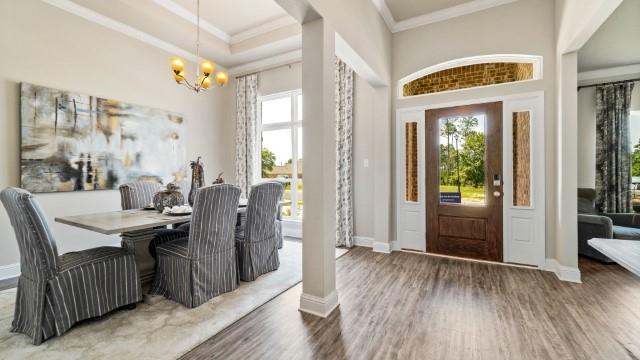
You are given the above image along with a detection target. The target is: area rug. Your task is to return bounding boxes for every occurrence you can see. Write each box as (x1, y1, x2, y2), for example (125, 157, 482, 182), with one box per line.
(0, 241, 349, 359)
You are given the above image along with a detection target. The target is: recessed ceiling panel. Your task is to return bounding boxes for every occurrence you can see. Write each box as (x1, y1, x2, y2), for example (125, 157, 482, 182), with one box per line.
(173, 0, 289, 35)
(385, 0, 474, 21)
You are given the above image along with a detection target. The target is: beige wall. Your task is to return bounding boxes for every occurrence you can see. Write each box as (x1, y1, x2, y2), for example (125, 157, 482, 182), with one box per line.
(0, 0, 234, 270)
(392, 0, 558, 258)
(577, 78, 640, 188)
(353, 76, 375, 238)
(258, 62, 302, 96)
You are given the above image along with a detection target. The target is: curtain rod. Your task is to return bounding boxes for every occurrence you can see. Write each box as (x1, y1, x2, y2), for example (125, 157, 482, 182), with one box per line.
(577, 78, 640, 91)
(234, 60, 302, 79)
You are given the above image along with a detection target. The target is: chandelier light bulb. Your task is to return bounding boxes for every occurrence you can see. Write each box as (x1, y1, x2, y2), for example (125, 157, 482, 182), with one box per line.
(215, 71, 229, 87)
(200, 61, 215, 76)
(171, 57, 185, 73)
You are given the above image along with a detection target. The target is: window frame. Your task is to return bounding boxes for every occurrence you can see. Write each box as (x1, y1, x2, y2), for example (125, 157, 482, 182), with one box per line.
(257, 89, 303, 220)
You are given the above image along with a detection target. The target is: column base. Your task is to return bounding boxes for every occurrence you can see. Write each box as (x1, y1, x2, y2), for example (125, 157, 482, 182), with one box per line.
(299, 290, 339, 317)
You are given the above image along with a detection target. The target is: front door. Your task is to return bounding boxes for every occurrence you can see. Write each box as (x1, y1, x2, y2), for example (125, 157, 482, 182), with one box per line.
(425, 102, 503, 261)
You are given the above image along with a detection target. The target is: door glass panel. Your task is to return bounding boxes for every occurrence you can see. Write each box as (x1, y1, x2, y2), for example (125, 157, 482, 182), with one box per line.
(512, 111, 531, 207)
(405, 122, 419, 202)
(438, 115, 486, 205)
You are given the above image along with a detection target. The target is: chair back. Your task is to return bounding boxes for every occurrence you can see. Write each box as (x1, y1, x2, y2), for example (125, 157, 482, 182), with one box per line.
(0, 187, 59, 280)
(188, 184, 241, 258)
(245, 182, 284, 243)
(175, 179, 191, 203)
(578, 188, 597, 214)
(118, 181, 162, 210)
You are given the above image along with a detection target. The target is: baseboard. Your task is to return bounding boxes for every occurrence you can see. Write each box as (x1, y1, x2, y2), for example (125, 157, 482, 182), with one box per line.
(544, 258, 582, 283)
(372, 240, 400, 254)
(0, 263, 20, 281)
(282, 220, 302, 238)
(0, 263, 20, 290)
(299, 290, 339, 317)
(353, 236, 373, 247)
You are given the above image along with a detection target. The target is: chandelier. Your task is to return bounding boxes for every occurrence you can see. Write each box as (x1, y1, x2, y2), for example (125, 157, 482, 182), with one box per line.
(170, 0, 228, 92)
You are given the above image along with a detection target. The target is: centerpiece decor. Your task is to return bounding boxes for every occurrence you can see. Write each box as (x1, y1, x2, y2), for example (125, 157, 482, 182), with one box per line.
(189, 157, 205, 206)
(154, 183, 185, 212)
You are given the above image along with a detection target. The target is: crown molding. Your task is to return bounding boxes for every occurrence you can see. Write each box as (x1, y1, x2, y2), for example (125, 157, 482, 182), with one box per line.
(578, 64, 640, 82)
(42, 0, 202, 63)
(372, 0, 520, 34)
(228, 50, 301, 76)
(152, 0, 231, 43)
(370, 0, 396, 33)
(230, 16, 298, 45)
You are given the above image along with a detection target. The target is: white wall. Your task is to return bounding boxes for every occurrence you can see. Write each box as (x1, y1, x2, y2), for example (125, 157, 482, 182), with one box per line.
(392, 0, 558, 258)
(0, 0, 234, 270)
(577, 79, 640, 188)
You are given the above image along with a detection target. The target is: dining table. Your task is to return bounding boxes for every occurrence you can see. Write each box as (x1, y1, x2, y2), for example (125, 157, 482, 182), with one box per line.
(55, 199, 289, 286)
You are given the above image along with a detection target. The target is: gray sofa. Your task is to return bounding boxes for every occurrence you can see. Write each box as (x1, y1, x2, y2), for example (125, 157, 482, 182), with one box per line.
(578, 188, 640, 262)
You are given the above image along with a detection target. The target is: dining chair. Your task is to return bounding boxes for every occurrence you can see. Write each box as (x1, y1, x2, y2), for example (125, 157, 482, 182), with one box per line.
(118, 181, 187, 258)
(0, 187, 142, 345)
(235, 182, 284, 282)
(150, 184, 241, 308)
(118, 181, 162, 210)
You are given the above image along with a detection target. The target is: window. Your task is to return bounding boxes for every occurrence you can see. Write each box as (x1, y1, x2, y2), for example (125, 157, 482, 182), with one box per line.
(259, 90, 303, 219)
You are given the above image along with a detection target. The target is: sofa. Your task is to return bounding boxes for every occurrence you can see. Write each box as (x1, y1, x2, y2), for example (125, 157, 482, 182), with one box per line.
(578, 188, 640, 262)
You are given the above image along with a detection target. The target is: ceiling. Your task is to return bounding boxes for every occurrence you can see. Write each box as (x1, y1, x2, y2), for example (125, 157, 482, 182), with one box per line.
(385, 0, 474, 21)
(578, 0, 640, 72)
(46, 0, 301, 71)
(171, 0, 288, 35)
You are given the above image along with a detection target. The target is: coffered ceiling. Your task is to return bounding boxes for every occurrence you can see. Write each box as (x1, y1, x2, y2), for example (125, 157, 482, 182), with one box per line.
(372, 0, 520, 33)
(43, 0, 301, 72)
(385, 0, 474, 21)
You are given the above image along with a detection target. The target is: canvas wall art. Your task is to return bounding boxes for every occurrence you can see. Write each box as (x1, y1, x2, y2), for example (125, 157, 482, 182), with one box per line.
(20, 82, 187, 193)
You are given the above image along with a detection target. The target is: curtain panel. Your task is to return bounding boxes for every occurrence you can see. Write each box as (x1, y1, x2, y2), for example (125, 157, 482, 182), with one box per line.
(335, 58, 354, 248)
(235, 74, 258, 198)
(595, 82, 635, 213)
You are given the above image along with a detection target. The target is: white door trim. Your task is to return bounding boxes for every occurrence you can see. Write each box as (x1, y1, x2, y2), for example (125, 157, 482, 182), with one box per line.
(395, 91, 545, 267)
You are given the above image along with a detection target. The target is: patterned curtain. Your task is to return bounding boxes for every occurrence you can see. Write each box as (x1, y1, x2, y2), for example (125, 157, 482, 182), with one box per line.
(335, 58, 354, 247)
(595, 82, 635, 213)
(235, 74, 258, 198)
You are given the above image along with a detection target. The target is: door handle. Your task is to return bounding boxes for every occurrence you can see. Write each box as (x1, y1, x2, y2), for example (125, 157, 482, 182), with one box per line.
(493, 191, 501, 198)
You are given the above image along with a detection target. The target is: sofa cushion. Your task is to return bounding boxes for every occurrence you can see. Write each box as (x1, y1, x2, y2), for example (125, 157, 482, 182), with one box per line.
(612, 225, 640, 240)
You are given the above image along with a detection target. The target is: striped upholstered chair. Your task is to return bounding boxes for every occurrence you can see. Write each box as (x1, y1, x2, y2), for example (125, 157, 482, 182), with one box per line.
(235, 182, 284, 281)
(150, 184, 241, 308)
(118, 181, 186, 258)
(0, 187, 142, 345)
(118, 181, 162, 210)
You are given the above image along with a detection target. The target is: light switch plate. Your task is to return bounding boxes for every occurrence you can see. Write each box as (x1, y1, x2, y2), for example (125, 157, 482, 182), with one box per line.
(363, 159, 369, 168)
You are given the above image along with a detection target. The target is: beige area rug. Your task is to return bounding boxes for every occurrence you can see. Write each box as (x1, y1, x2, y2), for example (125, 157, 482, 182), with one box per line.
(0, 240, 349, 359)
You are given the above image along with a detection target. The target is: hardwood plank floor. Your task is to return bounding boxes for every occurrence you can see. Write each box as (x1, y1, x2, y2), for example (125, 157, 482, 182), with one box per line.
(182, 247, 640, 360)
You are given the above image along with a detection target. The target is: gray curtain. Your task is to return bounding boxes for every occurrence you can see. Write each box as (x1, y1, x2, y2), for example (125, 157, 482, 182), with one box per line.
(595, 82, 635, 213)
(335, 58, 354, 247)
(235, 74, 258, 198)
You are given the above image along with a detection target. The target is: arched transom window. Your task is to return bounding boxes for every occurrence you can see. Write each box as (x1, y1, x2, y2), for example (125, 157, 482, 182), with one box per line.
(399, 55, 543, 98)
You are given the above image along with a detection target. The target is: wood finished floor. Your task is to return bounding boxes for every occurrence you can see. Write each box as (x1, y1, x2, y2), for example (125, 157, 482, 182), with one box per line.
(182, 247, 640, 360)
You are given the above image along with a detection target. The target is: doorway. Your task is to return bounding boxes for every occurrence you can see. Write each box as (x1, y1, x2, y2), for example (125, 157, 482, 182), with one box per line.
(425, 102, 503, 261)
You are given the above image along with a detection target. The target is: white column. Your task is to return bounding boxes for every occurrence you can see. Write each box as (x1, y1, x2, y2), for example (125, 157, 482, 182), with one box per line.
(299, 18, 339, 317)
(555, 51, 580, 280)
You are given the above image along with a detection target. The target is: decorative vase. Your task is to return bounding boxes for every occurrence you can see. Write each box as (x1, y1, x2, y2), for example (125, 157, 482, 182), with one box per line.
(212, 172, 224, 184)
(189, 157, 205, 206)
(153, 183, 185, 212)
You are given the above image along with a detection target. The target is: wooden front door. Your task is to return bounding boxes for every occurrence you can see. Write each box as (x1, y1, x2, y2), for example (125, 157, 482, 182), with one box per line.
(425, 102, 503, 261)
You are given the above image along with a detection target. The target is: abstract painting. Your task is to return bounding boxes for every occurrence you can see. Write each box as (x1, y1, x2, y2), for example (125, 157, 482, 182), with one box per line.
(20, 83, 186, 193)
